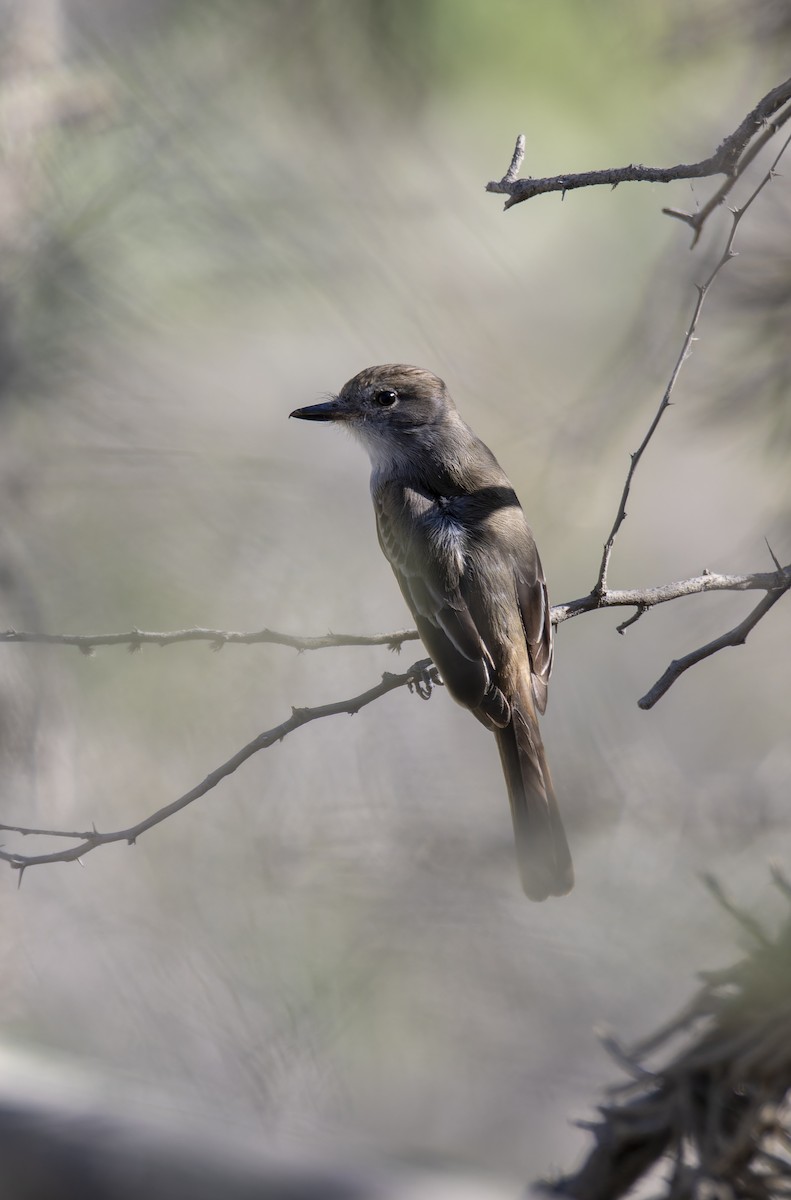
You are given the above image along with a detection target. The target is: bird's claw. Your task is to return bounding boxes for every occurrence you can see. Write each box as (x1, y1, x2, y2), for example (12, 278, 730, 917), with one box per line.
(408, 660, 441, 700)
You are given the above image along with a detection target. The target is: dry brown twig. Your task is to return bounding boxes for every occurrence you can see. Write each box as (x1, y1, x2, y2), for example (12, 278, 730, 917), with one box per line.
(486, 74, 791, 241)
(581, 128, 791, 706)
(542, 873, 791, 1200)
(1, 94, 790, 874)
(0, 658, 439, 878)
(0, 626, 421, 654)
(594, 128, 791, 599)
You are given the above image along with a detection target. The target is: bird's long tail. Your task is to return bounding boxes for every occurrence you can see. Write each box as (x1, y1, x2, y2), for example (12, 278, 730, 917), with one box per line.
(494, 685, 574, 901)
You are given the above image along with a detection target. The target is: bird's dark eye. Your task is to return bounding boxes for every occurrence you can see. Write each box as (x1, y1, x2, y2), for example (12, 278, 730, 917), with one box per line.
(374, 389, 398, 407)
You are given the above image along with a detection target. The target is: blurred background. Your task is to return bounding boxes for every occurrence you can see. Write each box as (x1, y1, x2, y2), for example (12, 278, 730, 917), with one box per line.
(0, 0, 789, 1187)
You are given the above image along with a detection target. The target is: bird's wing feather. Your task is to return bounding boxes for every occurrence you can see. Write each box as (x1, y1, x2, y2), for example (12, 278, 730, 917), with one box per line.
(374, 481, 506, 719)
(514, 558, 553, 715)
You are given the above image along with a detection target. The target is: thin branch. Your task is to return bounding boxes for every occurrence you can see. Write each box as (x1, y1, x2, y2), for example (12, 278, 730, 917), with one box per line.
(0, 625, 420, 653)
(3, 567, 787, 651)
(1, 563, 788, 722)
(2, 558, 785, 871)
(662, 102, 791, 246)
(487, 75, 791, 212)
(593, 123, 791, 596)
(0, 822, 100, 840)
(0, 658, 437, 876)
(637, 586, 788, 711)
(552, 565, 791, 626)
(615, 606, 647, 635)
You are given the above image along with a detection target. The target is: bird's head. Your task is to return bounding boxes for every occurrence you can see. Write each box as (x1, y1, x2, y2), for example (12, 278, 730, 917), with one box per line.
(290, 364, 454, 440)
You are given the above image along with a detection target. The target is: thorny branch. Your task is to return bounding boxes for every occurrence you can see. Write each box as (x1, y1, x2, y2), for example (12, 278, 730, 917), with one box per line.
(576, 129, 791, 706)
(4, 564, 789, 652)
(0, 626, 421, 654)
(487, 74, 791, 233)
(593, 130, 791, 598)
(555, 563, 791, 623)
(3, 583, 786, 877)
(0, 658, 439, 877)
(636, 585, 790, 710)
(543, 873, 791, 1200)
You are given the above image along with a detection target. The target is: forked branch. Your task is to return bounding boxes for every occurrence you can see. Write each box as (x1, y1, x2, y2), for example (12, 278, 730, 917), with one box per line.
(487, 74, 791, 238)
(593, 130, 791, 597)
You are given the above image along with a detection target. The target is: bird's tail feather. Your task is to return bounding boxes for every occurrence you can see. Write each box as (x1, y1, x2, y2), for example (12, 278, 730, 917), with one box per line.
(495, 688, 573, 901)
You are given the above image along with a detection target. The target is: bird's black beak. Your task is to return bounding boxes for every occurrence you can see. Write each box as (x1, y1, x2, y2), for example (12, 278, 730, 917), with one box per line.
(289, 400, 345, 422)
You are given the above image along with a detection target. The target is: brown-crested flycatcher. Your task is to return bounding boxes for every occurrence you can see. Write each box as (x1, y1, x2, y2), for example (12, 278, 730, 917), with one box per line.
(291, 364, 573, 901)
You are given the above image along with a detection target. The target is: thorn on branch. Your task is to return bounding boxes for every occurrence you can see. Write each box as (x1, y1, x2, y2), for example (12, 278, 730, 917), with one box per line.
(662, 206, 698, 228)
(765, 538, 782, 573)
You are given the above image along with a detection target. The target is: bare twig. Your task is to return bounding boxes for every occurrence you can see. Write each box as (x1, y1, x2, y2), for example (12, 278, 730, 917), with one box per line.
(662, 102, 791, 245)
(4, 566, 787, 651)
(637, 586, 789, 711)
(552, 565, 791, 626)
(2, 557, 785, 871)
(0, 625, 420, 653)
(593, 126, 791, 596)
(487, 75, 791, 213)
(0, 658, 437, 877)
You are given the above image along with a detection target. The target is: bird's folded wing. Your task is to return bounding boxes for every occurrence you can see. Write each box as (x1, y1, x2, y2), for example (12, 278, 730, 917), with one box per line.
(374, 482, 506, 721)
(514, 565, 553, 714)
(374, 485, 483, 658)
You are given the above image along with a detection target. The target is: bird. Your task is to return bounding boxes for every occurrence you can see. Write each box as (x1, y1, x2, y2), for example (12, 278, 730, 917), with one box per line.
(290, 364, 573, 900)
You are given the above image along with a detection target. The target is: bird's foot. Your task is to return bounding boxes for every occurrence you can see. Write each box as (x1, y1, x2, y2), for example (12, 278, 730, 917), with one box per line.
(407, 659, 442, 701)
